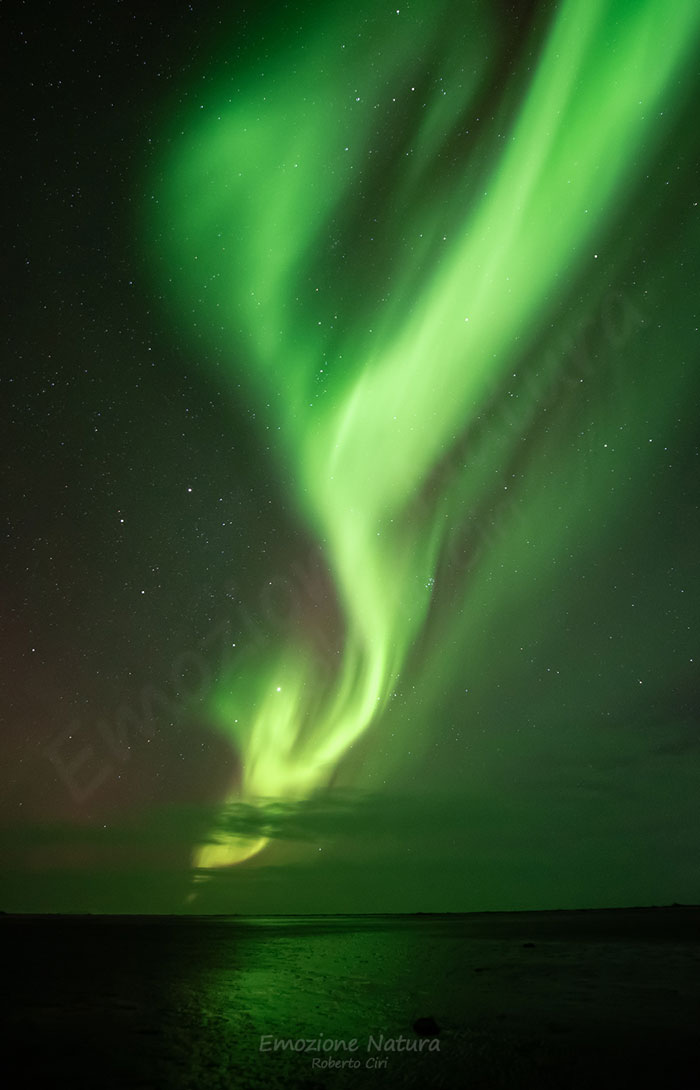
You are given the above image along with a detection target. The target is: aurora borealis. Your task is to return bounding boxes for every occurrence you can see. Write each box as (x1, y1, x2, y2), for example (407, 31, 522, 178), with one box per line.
(3, 0, 700, 913)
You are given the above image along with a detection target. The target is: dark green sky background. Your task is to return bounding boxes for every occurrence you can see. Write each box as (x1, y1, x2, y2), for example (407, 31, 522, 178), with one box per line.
(3, 0, 699, 913)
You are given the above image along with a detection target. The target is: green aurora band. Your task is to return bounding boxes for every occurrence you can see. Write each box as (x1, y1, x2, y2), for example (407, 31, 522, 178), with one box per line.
(147, 0, 700, 870)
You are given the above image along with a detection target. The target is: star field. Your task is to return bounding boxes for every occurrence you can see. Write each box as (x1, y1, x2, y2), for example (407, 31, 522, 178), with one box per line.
(2, 0, 699, 914)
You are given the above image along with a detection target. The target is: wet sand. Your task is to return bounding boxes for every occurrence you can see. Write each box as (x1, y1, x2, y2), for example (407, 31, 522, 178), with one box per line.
(2, 907, 698, 1088)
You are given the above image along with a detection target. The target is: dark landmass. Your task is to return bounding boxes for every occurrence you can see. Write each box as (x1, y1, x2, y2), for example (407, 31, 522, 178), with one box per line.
(2, 907, 698, 1089)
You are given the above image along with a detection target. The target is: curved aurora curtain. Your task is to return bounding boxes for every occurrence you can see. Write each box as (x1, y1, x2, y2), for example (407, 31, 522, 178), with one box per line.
(146, 0, 700, 869)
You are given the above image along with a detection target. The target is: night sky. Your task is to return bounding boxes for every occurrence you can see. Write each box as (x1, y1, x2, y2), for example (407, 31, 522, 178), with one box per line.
(3, 0, 699, 915)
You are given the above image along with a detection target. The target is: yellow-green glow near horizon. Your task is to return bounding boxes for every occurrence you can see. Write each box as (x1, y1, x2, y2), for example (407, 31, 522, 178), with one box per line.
(149, 0, 700, 870)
